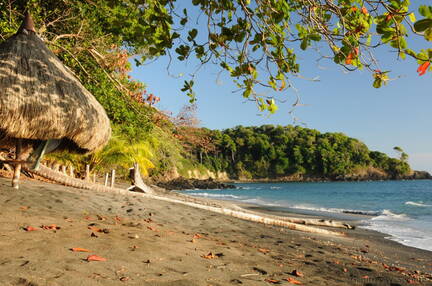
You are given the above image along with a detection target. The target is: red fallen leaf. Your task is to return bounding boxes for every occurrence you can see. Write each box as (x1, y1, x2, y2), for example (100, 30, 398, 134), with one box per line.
(291, 270, 304, 277)
(87, 255, 107, 262)
(201, 252, 216, 259)
(147, 226, 159, 232)
(19, 206, 30, 210)
(417, 62, 430, 76)
(285, 277, 302, 285)
(258, 248, 270, 254)
(265, 279, 280, 284)
(84, 216, 93, 220)
(88, 226, 103, 232)
(351, 7, 358, 12)
(193, 233, 202, 239)
(41, 224, 60, 230)
(361, 7, 368, 15)
(24, 226, 38, 232)
(70, 247, 91, 252)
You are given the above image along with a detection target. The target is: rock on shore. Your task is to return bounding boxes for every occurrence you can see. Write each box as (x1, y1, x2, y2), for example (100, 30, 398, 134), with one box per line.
(155, 177, 236, 191)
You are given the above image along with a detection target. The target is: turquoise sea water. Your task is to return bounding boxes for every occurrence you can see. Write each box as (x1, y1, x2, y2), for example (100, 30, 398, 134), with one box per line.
(182, 180, 432, 252)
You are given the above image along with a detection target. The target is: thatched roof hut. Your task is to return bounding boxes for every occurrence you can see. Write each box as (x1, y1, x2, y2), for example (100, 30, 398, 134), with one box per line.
(0, 13, 111, 154)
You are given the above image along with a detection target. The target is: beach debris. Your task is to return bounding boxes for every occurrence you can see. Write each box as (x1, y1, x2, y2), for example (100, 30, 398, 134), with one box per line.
(147, 226, 159, 232)
(361, 275, 369, 279)
(90, 232, 98, 238)
(119, 276, 130, 282)
(128, 234, 139, 239)
(87, 255, 107, 262)
(264, 278, 281, 284)
(19, 206, 30, 210)
(291, 270, 304, 277)
(24, 226, 38, 232)
(129, 245, 139, 251)
(253, 267, 268, 275)
(96, 215, 106, 221)
(193, 233, 203, 239)
(240, 274, 259, 277)
(70, 248, 91, 252)
(88, 226, 109, 233)
(201, 252, 224, 259)
(258, 248, 270, 254)
(41, 224, 60, 230)
(285, 277, 302, 284)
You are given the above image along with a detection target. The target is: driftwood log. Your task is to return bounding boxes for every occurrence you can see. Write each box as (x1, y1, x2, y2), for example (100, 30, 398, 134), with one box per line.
(21, 165, 349, 237)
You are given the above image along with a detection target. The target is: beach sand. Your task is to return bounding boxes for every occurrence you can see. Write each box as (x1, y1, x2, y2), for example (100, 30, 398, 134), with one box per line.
(0, 176, 431, 286)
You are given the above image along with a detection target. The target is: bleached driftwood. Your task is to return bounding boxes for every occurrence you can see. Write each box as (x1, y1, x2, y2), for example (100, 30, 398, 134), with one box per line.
(23, 165, 347, 237)
(128, 163, 154, 194)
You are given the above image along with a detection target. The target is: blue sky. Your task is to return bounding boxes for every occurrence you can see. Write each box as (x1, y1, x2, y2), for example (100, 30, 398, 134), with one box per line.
(130, 4, 432, 173)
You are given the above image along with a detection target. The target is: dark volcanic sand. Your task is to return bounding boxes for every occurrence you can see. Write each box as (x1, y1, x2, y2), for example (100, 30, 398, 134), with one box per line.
(0, 176, 431, 286)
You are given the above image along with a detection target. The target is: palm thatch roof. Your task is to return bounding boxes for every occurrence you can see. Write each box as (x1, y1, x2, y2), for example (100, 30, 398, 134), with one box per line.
(0, 13, 111, 154)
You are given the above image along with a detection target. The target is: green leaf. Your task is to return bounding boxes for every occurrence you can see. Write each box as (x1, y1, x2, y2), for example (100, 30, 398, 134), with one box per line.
(408, 12, 416, 23)
(373, 78, 382, 88)
(414, 19, 432, 32)
(425, 28, 432, 41)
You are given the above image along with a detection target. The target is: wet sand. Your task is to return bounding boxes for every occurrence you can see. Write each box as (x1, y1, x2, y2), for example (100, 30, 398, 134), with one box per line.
(0, 176, 431, 286)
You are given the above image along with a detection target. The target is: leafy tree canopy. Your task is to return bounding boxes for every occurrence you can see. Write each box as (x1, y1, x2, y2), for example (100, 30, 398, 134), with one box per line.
(1, 0, 431, 114)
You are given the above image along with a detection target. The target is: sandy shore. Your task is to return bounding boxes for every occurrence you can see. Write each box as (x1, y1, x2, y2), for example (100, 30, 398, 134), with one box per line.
(0, 176, 431, 286)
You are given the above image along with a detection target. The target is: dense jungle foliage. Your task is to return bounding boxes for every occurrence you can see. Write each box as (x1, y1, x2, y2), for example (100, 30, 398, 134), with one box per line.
(177, 125, 411, 180)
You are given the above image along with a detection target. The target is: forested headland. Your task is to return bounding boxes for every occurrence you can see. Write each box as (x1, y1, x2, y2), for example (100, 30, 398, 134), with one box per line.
(175, 124, 431, 182)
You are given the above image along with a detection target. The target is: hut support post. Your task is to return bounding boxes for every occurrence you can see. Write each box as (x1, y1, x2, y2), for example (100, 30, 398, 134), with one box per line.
(85, 165, 90, 181)
(30, 140, 49, 171)
(104, 173, 109, 186)
(110, 169, 115, 188)
(12, 139, 22, 189)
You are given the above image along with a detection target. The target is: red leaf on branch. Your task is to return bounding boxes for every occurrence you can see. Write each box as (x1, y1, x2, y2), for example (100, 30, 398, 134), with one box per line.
(417, 62, 430, 76)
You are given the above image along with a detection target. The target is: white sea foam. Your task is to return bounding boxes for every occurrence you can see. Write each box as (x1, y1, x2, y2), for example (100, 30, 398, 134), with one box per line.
(186, 193, 242, 199)
(270, 186, 282, 189)
(287, 204, 380, 216)
(371, 209, 409, 221)
(361, 216, 432, 252)
(241, 198, 281, 207)
(405, 201, 432, 207)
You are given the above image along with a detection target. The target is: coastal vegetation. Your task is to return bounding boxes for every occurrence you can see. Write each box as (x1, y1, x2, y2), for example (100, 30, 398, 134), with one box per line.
(177, 124, 413, 180)
(0, 1, 430, 181)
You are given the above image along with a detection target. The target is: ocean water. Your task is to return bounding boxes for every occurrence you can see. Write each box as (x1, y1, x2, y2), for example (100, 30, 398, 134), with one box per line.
(181, 180, 432, 252)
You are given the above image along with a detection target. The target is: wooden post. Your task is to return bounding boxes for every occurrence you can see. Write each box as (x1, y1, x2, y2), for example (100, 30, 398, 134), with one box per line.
(12, 139, 22, 189)
(92, 173, 96, 183)
(85, 164, 90, 181)
(61, 165, 67, 175)
(110, 169, 115, 188)
(104, 173, 109, 186)
(69, 166, 74, 177)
